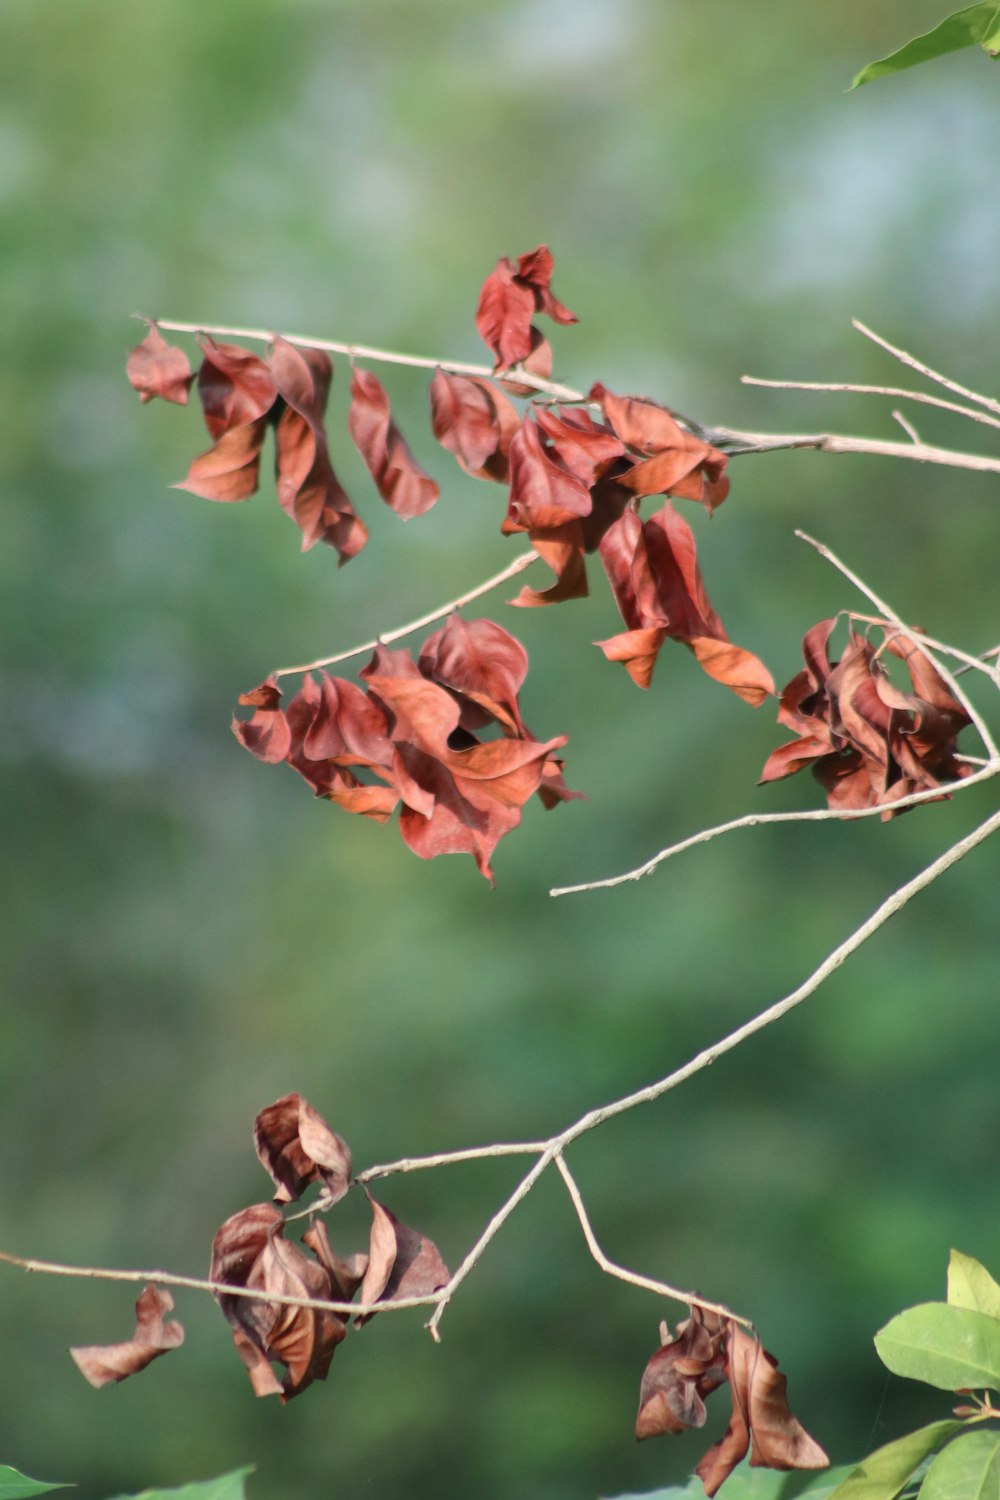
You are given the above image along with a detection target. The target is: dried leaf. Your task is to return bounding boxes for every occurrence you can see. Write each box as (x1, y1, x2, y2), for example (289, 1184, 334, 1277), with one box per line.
(419, 613, 528, 734)
(253, 1092, 353, 1205)
(232, 677, 291, 765)
(429, 369, 519, 482)
(349, 366, 440, 520)
(71, 1284, 184, 1388)
(475, 245, 577, 372)
(591, 383, 729, 511)
(505, 417, 593, 532)
(126, 324, 193, 405)
(355, 1193, 449, 1325)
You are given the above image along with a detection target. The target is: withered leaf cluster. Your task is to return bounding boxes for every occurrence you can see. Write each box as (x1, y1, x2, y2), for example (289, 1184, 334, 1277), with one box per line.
(636, 1308, 828, 1497)
(127, 325, 440, 560)
(233, 613, 580, 881)
(760, 619, 972, 815)
(212, 1093, 450, 1402)
(474, 243, 578, 375)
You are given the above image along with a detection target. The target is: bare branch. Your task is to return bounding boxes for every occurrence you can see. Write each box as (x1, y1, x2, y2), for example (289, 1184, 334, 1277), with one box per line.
(852, 319, 1000, 419)
(892, 410, 922, 444)
(357, 1140, 549, 1183)
(273, 550, 538, 679)
(741, 375, 1000, 433)
(707, 424, 1000, 477)
(553, 1153, 751, 1326)
(549, 761, 999, 898)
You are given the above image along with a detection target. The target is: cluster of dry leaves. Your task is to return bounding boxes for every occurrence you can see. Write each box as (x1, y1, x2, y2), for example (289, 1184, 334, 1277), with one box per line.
(636, 1307, 828, 1496)
(232, 613, 580, 882)
(72, 1093, 450, 1403)
(128, 245, 972, 867)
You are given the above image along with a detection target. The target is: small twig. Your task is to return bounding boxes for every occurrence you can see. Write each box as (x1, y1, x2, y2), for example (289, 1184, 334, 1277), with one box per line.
(549, 761, 999, 897)
(357, 1140, 549, 1182)
(707, 424, 1000, 477)
(852, 319, 1000, 419)
(742, 375, 1000, 434)
(273, 550, 538, 679)
(848, 615, 1000, 688)
(553, 1153, 750, 1327)
(892, 410, 922, 445)
(796, 531, 1000, 762)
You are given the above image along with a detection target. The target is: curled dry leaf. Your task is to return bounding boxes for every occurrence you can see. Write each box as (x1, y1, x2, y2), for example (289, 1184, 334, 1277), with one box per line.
(70, 1283, 184, 1388)
(253, 1092, 353, 1205)
(355, 1192, 450, 1326)
(233, 616, 577, 881)
(126, 324, 194, 405)
(349, 366, 440, 519)
(596, 504, 774, 701)
(210, 1202, 346, 1402)
(590, 383, 729, 512)
(475, 244, 577, 372)
(429, 368, 520, 482)
(637, 1310, 827, 1498)
(760, 619, 972, 816)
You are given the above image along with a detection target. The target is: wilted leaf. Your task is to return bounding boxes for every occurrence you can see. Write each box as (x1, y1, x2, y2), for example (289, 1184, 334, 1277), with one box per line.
(355, 1193, 449, 1325)
(947, 1250, 1000, 1321)
(302, 1220, 367, 1302)
(590, 384, 729, 512)
(636, 1309, 727, 1440)
(349, 366, 439, 519)
(253, 1092, 353, 1205)
(232, 677, 291, 765)
(70, 1284, 184, 1388)
(475, 245, 577, 371)
(850, 4, 1000, 89)
(419, 613, 528, 734)
(825, 1421, 961, 1499)
(874, 1302, 1000, 1392)
(505, 417, 593, 532)
(127, 324, 193, 405)
(429, 369, 519, 482)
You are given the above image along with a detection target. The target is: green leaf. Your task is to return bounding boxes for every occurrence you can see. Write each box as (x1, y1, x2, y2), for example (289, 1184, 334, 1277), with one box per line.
(919, 1429, 1000, 1499)
(605, 1464, 856, 1500)
(850, 3, 1000, 88)
(106, 1470, 253, 1500)
(947, 1251, 1000, 1321)
(0, 1468, 72, 1499)
(875, 1303, 1000, 1391)
(824, 1423, 961, 1499)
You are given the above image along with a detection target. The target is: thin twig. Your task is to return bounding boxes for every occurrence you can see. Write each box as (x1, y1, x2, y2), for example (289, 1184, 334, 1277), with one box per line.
(273, 550, 537, 679)
(796, 531, 1000, 761)
(357, 1140, 549, 1182)
(741, 375, 1000, 433)
(553, 1153, 750, 1327)
(892, 410, 921, 444)
(549, 761, 999, 897)
(706, 424, 1000, 477)
(149, 318, 585, 404)
(852, 319, 1000, 419)
(848, 615, 1000, 688)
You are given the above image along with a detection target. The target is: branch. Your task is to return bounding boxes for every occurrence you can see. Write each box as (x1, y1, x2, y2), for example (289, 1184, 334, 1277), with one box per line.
(273, 549, 538, 679)
(152, 317, 1000, 478)
(852, 319, 1000, 419)
(553, 1153, 747, 1325)
(740, 375, 1000, 434)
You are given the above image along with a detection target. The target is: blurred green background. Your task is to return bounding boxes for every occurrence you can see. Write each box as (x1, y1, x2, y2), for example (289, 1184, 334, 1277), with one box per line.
(1, 1, 999, 1496)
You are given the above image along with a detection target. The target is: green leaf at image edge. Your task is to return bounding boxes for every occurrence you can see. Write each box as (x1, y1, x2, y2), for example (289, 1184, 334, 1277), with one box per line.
(824, 1421, 960, 1499)
(0, 1467, 71, 1499)
(850, 2, 1000, 88)
(875, 1303, 1000, 1392)
(919, 1429, 1000, 1499)
(947, 1251, 1000, 1321)
(106, 1468, 253, 1500)
(604, 1462, 856, 1499)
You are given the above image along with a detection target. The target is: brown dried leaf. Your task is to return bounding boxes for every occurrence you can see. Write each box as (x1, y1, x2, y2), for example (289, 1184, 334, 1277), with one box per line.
(505, 417, 593, 532)
(232, 676, 292, 764)
(355, 1193, 450, 1326)
(127, 324, 193, 405)
(254, 1092, 353, 1205)
(475, 244, 577, 371)
(429, 369, 520, 482)
(636, 1309, 726, 1440)
(302, 1220, 368, 1303)
(418, 613, 528, 734)
(71, 1284, 184, 1389)
(349, 366, 440, 519)
(591, 383, 729, 511)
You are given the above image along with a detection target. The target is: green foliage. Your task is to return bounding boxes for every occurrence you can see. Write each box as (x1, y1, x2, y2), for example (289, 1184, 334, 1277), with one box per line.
(850, 3, 1000, 88)
(106, 1470, 253, 1500)
(829, 1253, 1000, 1500)
(0, 1467, 71, 1499)
(613, 1461, 857, 1498)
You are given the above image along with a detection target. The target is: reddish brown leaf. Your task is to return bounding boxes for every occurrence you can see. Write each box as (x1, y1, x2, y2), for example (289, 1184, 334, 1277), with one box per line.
(636, 1309, 727, 1440)
(127, 324, 193, 405)
(419, 613, 528, 734)
(534, 406, 625, 487)
(302, 1220, 368, 1303)
(349, 366, 440, 519)
(356, 1193, 450, 1325)
(176, 417, 270, 503)
(196, 336, 277, 437)
(505, 417, 593, 532)
(509, 523, 589, 608)
(269, 337, 367, 560)
(70, 1284, 184, 1389)
(475, 245, 577, 371)
(232, 676, 292, 764)
(254, 1092, 353, 1205)
(429, 369, 520, 482)
(591, 383, 729, 511)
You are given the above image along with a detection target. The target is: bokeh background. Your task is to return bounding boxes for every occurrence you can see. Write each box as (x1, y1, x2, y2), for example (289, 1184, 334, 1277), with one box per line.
(2, 2, 999, 1496)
